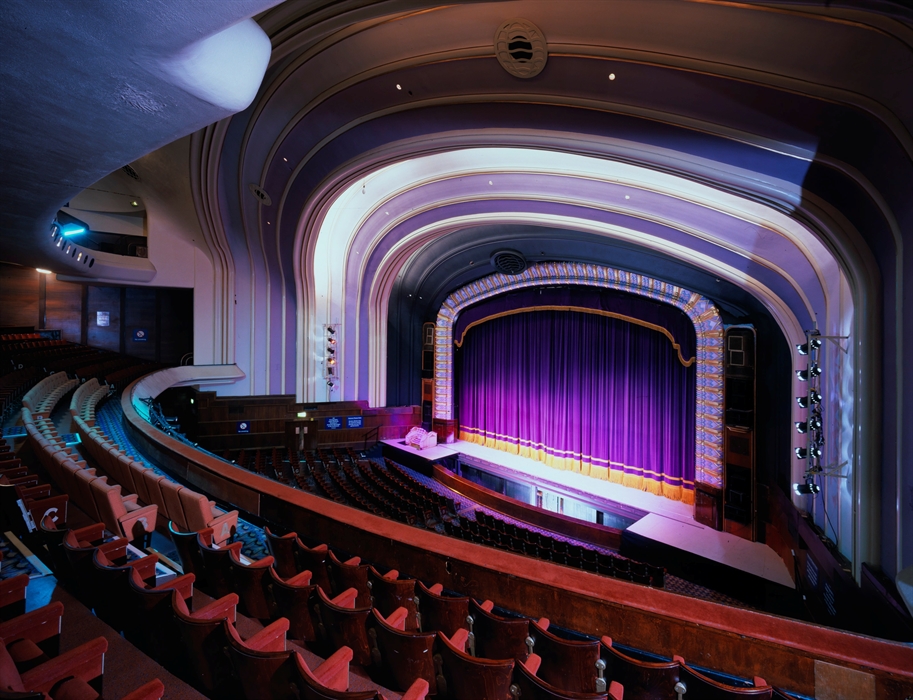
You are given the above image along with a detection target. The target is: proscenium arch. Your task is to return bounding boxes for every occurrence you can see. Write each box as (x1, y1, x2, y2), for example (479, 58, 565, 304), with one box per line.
(291, 143, 874, 577)
(433, 262, 725, 488)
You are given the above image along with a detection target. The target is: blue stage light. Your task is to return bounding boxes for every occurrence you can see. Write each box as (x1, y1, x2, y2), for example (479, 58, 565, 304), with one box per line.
(62, 225, 86, 236)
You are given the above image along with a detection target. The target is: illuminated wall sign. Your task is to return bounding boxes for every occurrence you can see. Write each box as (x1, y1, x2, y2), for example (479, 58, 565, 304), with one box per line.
(237, 421, 250, 434)
(324, 417, 342, 430)
(133, 328, 148, 342)
(346, 416, 364, 429)
(97, 311, 110, 327)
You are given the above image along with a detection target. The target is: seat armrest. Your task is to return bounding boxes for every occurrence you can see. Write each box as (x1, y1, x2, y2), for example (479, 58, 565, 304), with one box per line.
(286, 570, 313, 586)
(151, 573, 195, 600)
(479, 600, 494, 612)
(71, 522, 106, 544)
(753, 677, 769, 688)
(382, 569, 399, 580)
(331, 588, 358, 609)
(130, 554, 159, 582)
(193, 593, 239, 621)
(98, 537, 128, 561)
(20, 636, 107, 693)
(385, 607, 408, 631)
(343, 555, 361, 566)
(535, 617, 550, 631)
(401, 678, 430, 700)
(608, 680, 623, 700)
(449, 628, 469, 652)
(123, 493, 140, 506)
(243, 617, 289, 652)
(207, 510, 238, 545)
(522, 653, 542, 676)
(0, 601, 64, 645)
(312, 646, 353, 690)
(118, 503, 157, 538)
(428, 583, 444, 595)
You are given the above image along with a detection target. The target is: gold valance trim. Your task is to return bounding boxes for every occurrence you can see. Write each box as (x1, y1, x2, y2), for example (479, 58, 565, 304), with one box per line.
(453, 305, 696, 367)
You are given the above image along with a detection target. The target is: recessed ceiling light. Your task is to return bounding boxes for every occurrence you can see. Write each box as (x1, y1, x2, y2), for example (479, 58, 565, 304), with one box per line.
(131, 200, 138, 207)
(489, 180, 493, 185)
(267, 221, 271, 225)
(385, 211, 389, 215)
(609, 73, 616, 81)
(624, 195, 630, 200)
(396, 84, 402, 90)
(283, 157, 288, 162)
(36, 268, 52, 274)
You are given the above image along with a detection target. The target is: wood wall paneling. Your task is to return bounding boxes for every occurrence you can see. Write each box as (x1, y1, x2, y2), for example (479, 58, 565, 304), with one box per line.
(0, 265, 39, 330)
(45, 276, 84, 343)
(125, 286, 157, 360)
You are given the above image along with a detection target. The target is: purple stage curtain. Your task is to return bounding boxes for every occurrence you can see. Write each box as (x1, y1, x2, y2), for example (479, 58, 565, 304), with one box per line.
(456, 309, 695, 502)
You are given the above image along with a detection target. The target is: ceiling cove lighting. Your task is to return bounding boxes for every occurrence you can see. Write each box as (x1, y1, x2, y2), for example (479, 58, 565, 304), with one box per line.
(61, 225, 86, 236)
(36, 268, 52, 274)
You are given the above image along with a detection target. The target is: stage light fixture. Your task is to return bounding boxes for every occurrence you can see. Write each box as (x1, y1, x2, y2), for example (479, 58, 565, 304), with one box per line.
(327, 326, 336, 335)
(810, 445, 823, 459)
(809, 364, 821, 377)
(796, 338, 822, 355)
(793, 480, 820, 496)
(810, 390, 822, 405)
(795, 447, 808, 459)
(796, 369, 809, 381)
(809, 414, 822, 431)
(797, 396, 809, 408)
(327, 337, 337, 345)
(795, 421, 808, 434)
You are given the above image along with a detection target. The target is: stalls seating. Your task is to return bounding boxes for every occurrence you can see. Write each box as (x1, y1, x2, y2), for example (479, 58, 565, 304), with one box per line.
(170, 590, 239, 699)
(416, 582, 469, 638)
(313, 587, 373, 666)
(674, 658, 773, 699)
(222, 617, 291, 700)
(0, 635, 106, 700)
(228, 547, 275, 620)
(367, 607, 436, 694)
(511, 654, 620, 700)
(197, 531, 243, 599)
(328, 551, 371, 607)
(529, 619, 602, 694)
(264, 526, 300, 579)
(469, 599, 533, 661)
(268, 568, 318, 642)
(367, 567, 418, 631)
(600, 637, 680, 700)
(434, 628, 514, 700)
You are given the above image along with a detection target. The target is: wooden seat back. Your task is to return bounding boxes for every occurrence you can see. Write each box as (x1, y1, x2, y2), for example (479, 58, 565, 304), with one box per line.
(297, 542, 333, 593)
(264, 526, 300, 578)
(511, 658, 611, 700)
(228, 548, 276, 620)
(269, 568, 317, 642)
(168, 522, 208, 579)
(313, 586, 373, 666)
(367, 608, 437, 693)
(170, 590, 238, 699)
(368, 566, 418, 630)
(417, 582, 469, 638)
(224, 620, 297, 700)
(197, 534, 241, 599)
(529, 620, 601, 693)
(600, 637, 680, 700)
(434, 630, 514, 700)
(677, 662, 773, 699)
(469, 599, 531, 661)
(328, 550, 371, 606)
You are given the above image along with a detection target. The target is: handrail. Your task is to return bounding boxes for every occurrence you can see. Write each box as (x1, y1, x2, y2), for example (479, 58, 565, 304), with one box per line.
(363, 426, 379, 452)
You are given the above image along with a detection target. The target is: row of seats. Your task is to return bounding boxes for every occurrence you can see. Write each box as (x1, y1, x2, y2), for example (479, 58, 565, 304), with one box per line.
(23, 406, 156, 543)
(0, 367, 42, 420)
(35, 520, 429, 700)
(22, 371, 79, 415)
(1, 438, 70, 536)
(67, 384, 238, 544)
(181, 524, 782, 699)
(0, 332, 45, 342)
(0, 570, 165, 699)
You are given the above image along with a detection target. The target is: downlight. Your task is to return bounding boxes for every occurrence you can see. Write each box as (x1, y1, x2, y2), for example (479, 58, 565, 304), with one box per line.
(793, 479, 820, 496)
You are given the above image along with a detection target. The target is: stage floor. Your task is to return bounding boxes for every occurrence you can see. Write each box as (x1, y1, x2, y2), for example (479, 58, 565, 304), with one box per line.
(382, 438, 794, 589)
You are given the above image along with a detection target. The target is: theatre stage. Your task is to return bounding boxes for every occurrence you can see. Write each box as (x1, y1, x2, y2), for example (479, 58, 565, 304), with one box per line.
(382, 438, 794, 590)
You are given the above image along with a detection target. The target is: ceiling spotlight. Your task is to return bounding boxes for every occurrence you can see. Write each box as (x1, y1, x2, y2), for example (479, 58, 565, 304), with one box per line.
(796, 369, 809, 382)
(795, 421, 809, 434)
(793, 479, 820, 496)
(810, 445, 823, 459)
(609, 73, 616, 80)
(795, 447, 808, 459)
(327, 357, 336, 366)
(809, 364, 822, 377)
(326, 347, 335, 355)
(131, 200, 139, 207)
(327, 380, 336, 388)
(327, 337, 337, 345)
(797, 396, 809, 409)
(327, 326, 336, 335)
(810, 390, 822, 405)
(808, 414, 822, 431)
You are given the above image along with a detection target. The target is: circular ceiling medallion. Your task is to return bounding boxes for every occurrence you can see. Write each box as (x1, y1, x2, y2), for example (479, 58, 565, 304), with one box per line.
(491, 249, 528, 275)
(494, 19, 547, 79)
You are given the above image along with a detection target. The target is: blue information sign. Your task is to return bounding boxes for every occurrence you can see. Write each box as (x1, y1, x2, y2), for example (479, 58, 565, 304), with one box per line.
(346, 416, 364, 429)
(324, 416, 342, 430)
(133, 328, 149, 342)
(237, 421, 250, 434)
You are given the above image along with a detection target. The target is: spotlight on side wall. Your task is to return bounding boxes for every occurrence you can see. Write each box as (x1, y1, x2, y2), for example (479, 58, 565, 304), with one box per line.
(793, 479, 821, 496)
